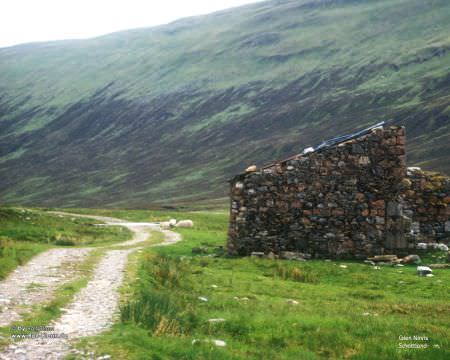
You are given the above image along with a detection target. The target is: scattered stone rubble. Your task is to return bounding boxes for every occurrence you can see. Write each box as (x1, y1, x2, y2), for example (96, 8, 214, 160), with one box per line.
(227, 125, 450, 259)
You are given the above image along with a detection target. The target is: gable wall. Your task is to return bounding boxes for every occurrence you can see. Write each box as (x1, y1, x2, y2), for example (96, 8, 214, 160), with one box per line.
(227, 126, 449, 258)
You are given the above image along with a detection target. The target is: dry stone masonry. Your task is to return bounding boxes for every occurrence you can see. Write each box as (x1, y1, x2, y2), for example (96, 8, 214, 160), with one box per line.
(227, 125, 450, 259)
(403, 168, 450, 241)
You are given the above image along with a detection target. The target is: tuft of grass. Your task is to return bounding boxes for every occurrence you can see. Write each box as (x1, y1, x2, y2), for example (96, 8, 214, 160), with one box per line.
(274, 262, 320, 284)
(0, 237, 49, 279)
(121, 253, 198, 336)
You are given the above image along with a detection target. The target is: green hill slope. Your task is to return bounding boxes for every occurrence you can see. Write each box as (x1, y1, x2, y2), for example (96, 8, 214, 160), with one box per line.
(1, 0, 449, 207)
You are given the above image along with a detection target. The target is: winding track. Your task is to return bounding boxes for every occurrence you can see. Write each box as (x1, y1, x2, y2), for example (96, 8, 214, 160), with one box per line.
(0, 212, 182, 360)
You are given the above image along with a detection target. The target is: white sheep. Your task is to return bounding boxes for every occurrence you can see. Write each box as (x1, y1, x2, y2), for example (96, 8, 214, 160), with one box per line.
(175, 220, 194, 228)
(160, 221, 171, 229)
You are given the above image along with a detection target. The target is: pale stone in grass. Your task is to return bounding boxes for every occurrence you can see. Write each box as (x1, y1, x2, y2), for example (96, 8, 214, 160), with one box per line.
(192, 339, 226, 347)
(416, 266, 432, 276)
(286, 299, 299, 305)
(208, 318, 226, 323)
(251, 251, 265, 258)
(198, 296, 208, 302)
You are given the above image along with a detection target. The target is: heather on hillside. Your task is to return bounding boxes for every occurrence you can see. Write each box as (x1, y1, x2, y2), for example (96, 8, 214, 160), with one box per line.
(1, 0, 449, 207)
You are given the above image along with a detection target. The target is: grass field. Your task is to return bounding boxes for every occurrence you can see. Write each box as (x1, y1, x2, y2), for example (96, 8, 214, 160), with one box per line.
(67, 209, 450, 360)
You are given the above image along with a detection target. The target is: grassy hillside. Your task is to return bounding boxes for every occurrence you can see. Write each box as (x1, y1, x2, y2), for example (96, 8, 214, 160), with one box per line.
(1, 0, 449, 207)
(72, 209, 450, 359)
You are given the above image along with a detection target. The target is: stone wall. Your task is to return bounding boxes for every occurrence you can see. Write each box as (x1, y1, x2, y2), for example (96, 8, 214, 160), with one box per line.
(227, 126, 450, 259)
(402, 169, 450, 242)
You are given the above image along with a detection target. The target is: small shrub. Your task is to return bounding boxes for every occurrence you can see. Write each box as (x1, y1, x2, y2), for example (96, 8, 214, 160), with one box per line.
(54, 238, 76, 246)
(0, 237, 47, 279)
(222, 317, 253, 340)
(143, 254, 191, 289)
(153, 316, 182, 336)
(121, 290, 179, 330)
(350, 290, 385, 300)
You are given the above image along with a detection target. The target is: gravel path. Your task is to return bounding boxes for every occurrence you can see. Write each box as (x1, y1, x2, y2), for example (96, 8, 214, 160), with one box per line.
(0, 248, 92, 327)
(0, 213, 182, 360)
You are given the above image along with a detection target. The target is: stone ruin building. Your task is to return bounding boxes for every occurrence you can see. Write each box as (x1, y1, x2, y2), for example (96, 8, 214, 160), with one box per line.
(227, 124, 450, 259)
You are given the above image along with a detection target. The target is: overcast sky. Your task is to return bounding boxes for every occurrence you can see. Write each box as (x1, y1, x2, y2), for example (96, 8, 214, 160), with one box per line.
(0, 0, 264, 48)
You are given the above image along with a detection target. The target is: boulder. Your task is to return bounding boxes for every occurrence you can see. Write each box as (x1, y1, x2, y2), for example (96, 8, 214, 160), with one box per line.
(429, 264, 449, 269)
(402, 254, 421, 264)
(280, 251, 308, 261)
(416, 266, 432, 276)
(364, 260, 376, 266)
(175, 220, 194, 228)
(251, 252, 265, 258)
(417, 243, 427, 250)
(169, 219, 177, 226)
(367, 255, 398, 262)
(436, 243, 449, 251)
